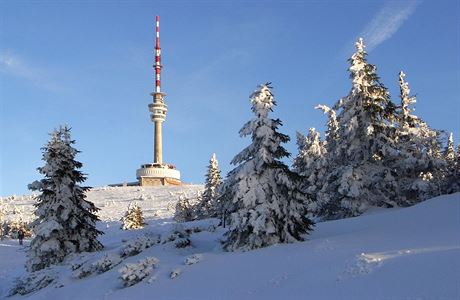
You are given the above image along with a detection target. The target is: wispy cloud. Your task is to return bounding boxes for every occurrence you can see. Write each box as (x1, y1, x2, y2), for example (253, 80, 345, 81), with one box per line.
(0, 52, 64, 92)
(184, 48, 249, 85)
(350, 0, 420, 53)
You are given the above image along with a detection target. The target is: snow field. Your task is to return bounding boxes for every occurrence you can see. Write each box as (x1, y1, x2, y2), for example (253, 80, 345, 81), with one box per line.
(0, 185, 204, 224)
(1, 192, 459, 299)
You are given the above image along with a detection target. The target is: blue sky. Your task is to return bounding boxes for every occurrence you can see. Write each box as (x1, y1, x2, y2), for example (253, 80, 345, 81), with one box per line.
(0, 0, 459, 196)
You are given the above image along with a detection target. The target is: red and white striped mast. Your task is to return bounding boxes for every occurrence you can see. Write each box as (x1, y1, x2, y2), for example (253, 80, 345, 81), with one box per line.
(149, 15, 168, 165)
(154, 15, 162, 93)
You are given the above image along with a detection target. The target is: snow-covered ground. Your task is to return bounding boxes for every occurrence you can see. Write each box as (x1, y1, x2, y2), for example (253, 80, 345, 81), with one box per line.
(0, 185, 204, 223)
(1, 190, 459, 300)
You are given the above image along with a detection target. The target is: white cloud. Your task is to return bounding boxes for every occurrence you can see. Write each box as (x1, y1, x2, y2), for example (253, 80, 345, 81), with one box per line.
(0, 52, 64, 92)
(354, 0, 420, 52)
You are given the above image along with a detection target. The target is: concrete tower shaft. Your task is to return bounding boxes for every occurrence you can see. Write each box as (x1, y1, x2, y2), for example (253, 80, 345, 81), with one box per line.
(149, 15, 167, 164)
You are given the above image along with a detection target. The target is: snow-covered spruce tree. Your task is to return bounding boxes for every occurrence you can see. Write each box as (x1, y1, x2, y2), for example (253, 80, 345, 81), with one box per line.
(315, 104, 339, 155)
(121, 202, 146, 230)
(457, 145, 460, 170)
(313, 105, 343, 213)
(27, 126, 103, 272)
(455, 145, 460, 190)
(293, 128, 326, 175)
(0, 202, 6, 239)
(196, 153, 222, 219)
(293, 132, 308, 175)
(222, 83, 314, 251)
(393, 71, 447, 202)
(443, 133, 460, 193)
(317, 38, 400, 219)
(293, 128, 326, 215)
(445, 133, 455, 163)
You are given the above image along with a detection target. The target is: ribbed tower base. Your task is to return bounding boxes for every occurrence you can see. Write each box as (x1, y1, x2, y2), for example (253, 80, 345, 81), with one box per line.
(136, 163, 181, 186)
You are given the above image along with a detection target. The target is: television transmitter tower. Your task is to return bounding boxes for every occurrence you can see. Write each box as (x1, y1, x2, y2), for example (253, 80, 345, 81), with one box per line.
(136, 16, 181, 186)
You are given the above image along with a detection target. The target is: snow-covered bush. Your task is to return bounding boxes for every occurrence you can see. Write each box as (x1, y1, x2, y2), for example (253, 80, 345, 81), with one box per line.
(27, 126, 103, 272)
(72, 264, 94, 279)
(184, 254, 202, 265)
(161, 224, 190, 243)
(119, 257, 159, 287)
(157, 225, 194, 248)
(121, 202, 146, 230)
(175, 238, 191, 248)
(174, 197, 197, 222)
(95, 253, 123, 273)
(9, 270, 56, 296)
(120, 236, 159, 258)
(185, 226, 203, 235)
(169, 268, 182, 279)
(68, 253, 91, 271)
(73, 253, 122, 279)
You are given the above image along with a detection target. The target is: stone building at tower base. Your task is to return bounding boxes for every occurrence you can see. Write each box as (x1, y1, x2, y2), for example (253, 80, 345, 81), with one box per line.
(136, 163, 181, 186)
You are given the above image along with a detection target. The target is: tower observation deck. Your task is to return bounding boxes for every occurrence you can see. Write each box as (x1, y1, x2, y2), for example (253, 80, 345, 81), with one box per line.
(136, 16, 181, 186)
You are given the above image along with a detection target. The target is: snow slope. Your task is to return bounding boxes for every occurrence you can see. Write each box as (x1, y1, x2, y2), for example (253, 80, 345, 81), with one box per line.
(1, 191, 459, 300)
(0, 185, 204, 223)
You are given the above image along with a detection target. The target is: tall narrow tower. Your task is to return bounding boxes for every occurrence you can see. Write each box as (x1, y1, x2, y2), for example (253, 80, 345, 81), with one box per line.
(136, 16, 181, 186)
(150, 15, 167, 164)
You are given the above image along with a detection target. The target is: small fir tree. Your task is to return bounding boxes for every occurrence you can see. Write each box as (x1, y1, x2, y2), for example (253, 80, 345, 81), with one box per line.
(393, 71, 446, 202)
(222, 83, 314, 251)
(0, 201, 6, 239)
(455, 145, 460, 189)
(197, 153, 222, 219)
(457, 145, 460, 173)
(398, 71, 418, 130)
(445, 133, 455, 164)
(293, 128, 326, 215)
(174, 197, 196, 222)
(314, 105, 342, 213)
(315, 104, 339, 155)
(443, 133, 460, 193)
(27, 126, 103, 272)
(121, 202, 146, 230)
